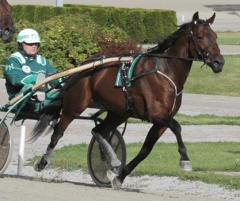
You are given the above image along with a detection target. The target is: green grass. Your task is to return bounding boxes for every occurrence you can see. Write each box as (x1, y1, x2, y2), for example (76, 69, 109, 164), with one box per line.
(31, 142, 240, 189)
(175, 114, 240, 125)
(93, 112, 240, 125)
(217, 32, 240, 45)
(184, 55, 240, 96)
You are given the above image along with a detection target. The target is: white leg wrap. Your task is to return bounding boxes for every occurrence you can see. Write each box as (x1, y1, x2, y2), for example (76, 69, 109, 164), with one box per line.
(179, 160, 192, 172)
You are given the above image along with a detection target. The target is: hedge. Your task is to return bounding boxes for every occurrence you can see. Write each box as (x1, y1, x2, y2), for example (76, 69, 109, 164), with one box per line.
(12, 4, 177, 43)
(0, 4, 177, 76)
(0, 14, 131, 72)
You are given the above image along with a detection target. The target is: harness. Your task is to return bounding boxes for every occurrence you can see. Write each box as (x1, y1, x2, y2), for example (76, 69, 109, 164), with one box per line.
(117, 21, 214, 115)
(117, 53, 163, 113)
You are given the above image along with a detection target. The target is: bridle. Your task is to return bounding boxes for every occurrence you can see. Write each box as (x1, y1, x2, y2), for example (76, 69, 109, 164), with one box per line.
(146, 21, 214, 67)
(188, 21, 214, 67)
(139, 21, 217, 114)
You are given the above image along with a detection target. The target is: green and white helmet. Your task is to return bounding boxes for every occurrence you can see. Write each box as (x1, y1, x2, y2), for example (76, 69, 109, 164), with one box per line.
(17, 28, 40, 43)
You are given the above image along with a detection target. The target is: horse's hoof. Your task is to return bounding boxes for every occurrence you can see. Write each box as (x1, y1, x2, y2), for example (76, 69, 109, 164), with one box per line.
(34, 157, 48, 172)
(111, 176, 122, 190)
(179, 160, 192, 172)
(107, 170, 122, 190)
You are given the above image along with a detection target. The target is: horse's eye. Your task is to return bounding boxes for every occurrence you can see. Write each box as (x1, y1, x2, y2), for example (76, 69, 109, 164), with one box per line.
(197, 36, 203, 40)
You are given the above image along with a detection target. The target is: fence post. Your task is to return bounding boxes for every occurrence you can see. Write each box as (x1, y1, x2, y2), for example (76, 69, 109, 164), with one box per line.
(56, 0, 63, 7)
(17, 125, 26, 175)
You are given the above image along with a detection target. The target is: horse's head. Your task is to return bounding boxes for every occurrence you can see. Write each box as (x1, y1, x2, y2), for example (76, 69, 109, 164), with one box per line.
(0, 0, 15, 43)
(188, 12, 224, 73)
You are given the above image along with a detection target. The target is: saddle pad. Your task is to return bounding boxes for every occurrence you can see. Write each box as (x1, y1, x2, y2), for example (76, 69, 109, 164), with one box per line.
(115, 54, 142, 87)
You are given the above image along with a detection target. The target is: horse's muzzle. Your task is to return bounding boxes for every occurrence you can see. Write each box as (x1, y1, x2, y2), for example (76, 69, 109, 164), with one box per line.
(208, 56, 225, 73)
(1, 27, 15, 43)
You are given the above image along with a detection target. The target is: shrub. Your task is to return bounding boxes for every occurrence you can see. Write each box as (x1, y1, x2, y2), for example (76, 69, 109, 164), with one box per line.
(0, 13, 132, 73)
(37, 14, 100, 70)
(12, 5, 177, 43)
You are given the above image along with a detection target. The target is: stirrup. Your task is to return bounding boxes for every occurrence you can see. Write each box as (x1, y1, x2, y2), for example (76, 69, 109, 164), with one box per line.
(35, 73, 46, 101)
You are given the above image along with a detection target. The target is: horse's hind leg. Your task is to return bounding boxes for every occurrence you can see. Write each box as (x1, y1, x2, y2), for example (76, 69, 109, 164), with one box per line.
(34, 77, 92, 171)
(34, 113, 74, 171)
(169, 118, 192, 171)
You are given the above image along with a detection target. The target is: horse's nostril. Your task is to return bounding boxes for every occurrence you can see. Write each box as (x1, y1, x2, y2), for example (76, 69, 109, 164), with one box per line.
(4, 29, 10, 35)
(214, 60, 220, 66)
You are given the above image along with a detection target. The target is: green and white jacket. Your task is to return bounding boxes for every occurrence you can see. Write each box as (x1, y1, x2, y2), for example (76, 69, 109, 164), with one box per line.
(4, 51, 59, 99)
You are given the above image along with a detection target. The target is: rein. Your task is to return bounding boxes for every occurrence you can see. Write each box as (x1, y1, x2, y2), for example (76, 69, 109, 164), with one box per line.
(145, 53, 202, 62)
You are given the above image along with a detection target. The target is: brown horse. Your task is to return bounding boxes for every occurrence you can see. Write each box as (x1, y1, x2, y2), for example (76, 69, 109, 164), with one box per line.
(0, 0, 15, 42)
(33, 12, 224, 188)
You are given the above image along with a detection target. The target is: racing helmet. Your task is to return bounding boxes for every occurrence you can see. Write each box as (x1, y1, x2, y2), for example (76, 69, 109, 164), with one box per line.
(17, 28, 40, 43)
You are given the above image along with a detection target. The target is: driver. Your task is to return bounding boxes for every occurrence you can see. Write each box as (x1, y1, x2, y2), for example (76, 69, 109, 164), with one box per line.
(4, 28, 62, 114)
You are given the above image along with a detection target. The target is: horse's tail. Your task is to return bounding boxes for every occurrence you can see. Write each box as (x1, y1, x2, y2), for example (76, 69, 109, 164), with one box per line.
(28, 92, 63, 142)
(28, 114, 58, 143)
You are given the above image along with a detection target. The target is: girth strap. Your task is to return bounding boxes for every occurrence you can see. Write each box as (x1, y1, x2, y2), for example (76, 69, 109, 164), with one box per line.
(120, 62, 133, 112)
(120, 56, 161, 114)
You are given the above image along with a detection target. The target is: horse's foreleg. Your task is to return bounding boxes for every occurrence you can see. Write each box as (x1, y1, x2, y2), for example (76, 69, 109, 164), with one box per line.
(169, 118, 192, 171)
(92, 113, 125, 172)
(115, 124, 166, 186)
(34, 114, 73, 171)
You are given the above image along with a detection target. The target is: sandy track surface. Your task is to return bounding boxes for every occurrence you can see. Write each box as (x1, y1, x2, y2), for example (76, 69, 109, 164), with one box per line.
(3, 176, 237, 201)
(0, 177, 177, 201)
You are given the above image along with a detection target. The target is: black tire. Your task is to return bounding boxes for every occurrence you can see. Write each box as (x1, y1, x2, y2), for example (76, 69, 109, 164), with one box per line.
(0, 121, 12, 175)
(87, 129, 126, 187)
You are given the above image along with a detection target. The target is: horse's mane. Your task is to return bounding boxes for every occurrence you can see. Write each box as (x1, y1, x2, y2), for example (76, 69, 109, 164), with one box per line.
(65, 40, 141, 89)
(147, 19, 207, 54)
(98, 40, 141, 57)
(148, 19, 210, 54)
(147, 23, 190, 54)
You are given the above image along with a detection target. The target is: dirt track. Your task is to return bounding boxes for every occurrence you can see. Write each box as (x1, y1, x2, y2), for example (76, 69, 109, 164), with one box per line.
(1, 176, 238, 201)
(0, 177, 165, 201)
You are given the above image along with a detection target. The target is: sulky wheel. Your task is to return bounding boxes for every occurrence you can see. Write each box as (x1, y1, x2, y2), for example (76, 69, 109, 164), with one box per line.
(87, 129, 126, 187)
(0, 121, 12, 175)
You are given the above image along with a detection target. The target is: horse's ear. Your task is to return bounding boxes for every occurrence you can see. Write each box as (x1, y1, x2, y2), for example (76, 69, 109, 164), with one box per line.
(206, 13, 216, 24)
(192, 12, 199, 23)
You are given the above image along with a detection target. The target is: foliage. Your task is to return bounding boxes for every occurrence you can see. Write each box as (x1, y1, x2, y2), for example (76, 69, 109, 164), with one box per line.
(0, 14, 131, 71)
(97, 25, 129, 44)
(37, 14, 100, 70)
(12, 4, 177, 43)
